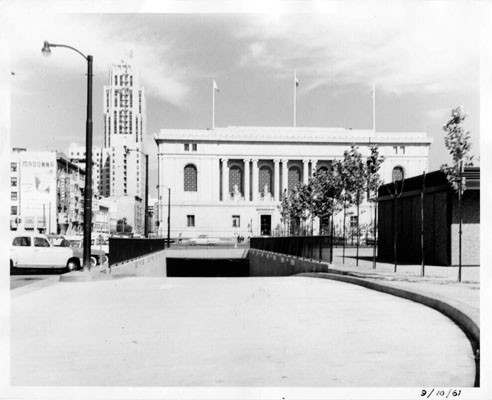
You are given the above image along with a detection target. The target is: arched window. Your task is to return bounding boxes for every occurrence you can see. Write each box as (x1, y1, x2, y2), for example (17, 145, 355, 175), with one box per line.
(392, 166, 405, 182)
(229, 165, 243, 194)
(184, 164, 197, 192)
(259, 166, 273, 196)
(288, 166, 301, 190)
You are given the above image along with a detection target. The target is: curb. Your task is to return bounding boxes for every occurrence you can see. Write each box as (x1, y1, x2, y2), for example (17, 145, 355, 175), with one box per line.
(59, 268, 113, 282)
(298, 271, 480, 387)
(11, 276, 60, 298)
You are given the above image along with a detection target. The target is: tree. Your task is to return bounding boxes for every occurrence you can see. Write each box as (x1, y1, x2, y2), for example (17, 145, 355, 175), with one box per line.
(309, 167, 343, 235)
(441, 106, 474, 191)
(338, 146, 367, 265)
(441, 106, 473, 282)
(365, 145, 384, 269)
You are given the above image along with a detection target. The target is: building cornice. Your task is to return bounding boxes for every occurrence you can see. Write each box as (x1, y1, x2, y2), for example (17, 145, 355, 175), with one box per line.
(154, 126, 432, 145)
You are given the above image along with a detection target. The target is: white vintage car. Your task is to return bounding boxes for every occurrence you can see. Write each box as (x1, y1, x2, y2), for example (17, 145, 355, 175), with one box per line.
(10, 233, 81, 272)
(188, 235, 221, 246)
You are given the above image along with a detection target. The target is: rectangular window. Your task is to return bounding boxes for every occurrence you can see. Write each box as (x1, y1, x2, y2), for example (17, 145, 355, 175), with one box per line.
(11, 162, 17, 172)
(11, 177, 17, 187)
(13, 236, 30, 247)
(192, 143, 197, 151)
(114, 111, 117, 133)
(232, 215, 240, 228)
(350, 215, 358, 229)
(115, 75, 118, 85)
(34, 237, 50, 247)
(184, 143, 190, 151)
(11, 206, 18, 215)
(115, 91, 118, 107)
(187, 215, 195, 227)
(130, 76, 133, 86)
(393, 146, 398, 154)
(11, 192, 17, 200)
(400, 146, 406, 154)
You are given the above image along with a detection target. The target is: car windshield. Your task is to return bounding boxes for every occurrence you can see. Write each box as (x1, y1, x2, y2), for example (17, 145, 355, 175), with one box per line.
(66, 240, 82, 247)
(50, 237, 67, 246)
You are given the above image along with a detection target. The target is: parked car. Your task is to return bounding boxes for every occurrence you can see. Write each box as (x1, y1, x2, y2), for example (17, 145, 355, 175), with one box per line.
(92, 236, 109, 256)
(188, 235, 221, 246)
(10, 233, 81, 272)
(62, 235, 108, 266)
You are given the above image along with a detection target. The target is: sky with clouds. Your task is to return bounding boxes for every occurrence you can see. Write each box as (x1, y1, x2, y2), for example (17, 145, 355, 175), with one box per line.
(4, 1, 483, 196)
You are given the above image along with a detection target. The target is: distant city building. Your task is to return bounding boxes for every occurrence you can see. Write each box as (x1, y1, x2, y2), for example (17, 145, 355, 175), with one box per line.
(10, 149, 84, 234)
(147, 197, 158, 236)
(154, 126, 432, 239)
(68, 143, 110, 197)
(101, 60, 148, 235)
(111, 196, 144, 236)
(103, 60, 147, 199)
(10, 148, 114, 236)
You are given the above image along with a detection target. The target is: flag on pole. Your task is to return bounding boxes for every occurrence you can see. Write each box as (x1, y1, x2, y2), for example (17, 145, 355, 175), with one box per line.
(213, 79, 220, 92)
(372, 82, 376, 132)
(294, 71, 298, 127)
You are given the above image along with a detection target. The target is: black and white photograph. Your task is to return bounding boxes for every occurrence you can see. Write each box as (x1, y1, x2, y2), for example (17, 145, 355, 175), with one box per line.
(1, 1, 491, 399)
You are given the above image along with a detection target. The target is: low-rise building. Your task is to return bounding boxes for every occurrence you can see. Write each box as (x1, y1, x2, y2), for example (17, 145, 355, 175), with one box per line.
(377, 168, 480, 266)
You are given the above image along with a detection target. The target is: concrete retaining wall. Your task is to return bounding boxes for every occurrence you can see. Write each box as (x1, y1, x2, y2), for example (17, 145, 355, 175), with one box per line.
(109, 249, 167, 277)
(249, 249, 329, 276)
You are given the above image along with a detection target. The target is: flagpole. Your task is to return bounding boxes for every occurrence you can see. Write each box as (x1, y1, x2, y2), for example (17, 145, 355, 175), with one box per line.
(294, 70, 297, 128)
(372, 82, 376, 132)
(212, 80, 216, 130)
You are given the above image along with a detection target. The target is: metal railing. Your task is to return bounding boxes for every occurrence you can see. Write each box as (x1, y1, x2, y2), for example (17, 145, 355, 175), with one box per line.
(250, 235, 333, 263)
(109, 238, 167, 266)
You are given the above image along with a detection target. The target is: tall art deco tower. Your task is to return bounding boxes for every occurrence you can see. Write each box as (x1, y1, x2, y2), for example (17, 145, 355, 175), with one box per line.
(102, 60, 147, 200)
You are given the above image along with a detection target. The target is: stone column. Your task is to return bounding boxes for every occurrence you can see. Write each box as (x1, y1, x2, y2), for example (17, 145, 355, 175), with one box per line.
(221, 158, 229, 201)
(281, 159, 288, 197)
(303, 159, 309, 184)
(244, 159, 250, 201)
(252, 158, 259, 202)
(273, 159, 280, 201)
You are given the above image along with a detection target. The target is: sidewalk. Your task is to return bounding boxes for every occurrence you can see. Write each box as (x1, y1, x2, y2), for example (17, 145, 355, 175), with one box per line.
(320, 247, 480, 328)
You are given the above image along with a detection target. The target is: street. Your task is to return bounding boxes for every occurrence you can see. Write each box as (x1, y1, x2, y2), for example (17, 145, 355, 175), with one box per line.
(10, 269, 66, 290)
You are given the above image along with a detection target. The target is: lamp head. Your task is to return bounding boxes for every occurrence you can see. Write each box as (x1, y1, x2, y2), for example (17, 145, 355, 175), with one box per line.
(41, 41, 51, 57)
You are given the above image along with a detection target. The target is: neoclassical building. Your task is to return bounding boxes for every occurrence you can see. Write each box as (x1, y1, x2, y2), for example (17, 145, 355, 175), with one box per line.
(154, 127, 432, 238)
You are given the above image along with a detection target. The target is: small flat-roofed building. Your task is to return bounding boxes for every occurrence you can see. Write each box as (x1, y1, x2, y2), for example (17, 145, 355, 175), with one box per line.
(377, 168, 480, 266)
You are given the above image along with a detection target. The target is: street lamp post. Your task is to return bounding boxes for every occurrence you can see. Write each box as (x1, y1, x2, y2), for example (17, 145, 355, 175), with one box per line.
(157, 184, 172, 248)
(42, 41, 93, 271)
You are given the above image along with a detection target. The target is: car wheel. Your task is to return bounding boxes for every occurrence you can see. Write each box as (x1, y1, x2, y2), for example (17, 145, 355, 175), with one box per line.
(66, 258, 80, 272)
(10, 260, 17, 275)
(101, 255, 109, 265)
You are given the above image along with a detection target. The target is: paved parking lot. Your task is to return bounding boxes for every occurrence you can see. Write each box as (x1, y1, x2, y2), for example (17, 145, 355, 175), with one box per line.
(10, 276, 475, 387)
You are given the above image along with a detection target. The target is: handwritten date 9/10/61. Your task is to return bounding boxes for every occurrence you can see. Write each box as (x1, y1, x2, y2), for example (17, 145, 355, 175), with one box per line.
(421, 389, 462, 398)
